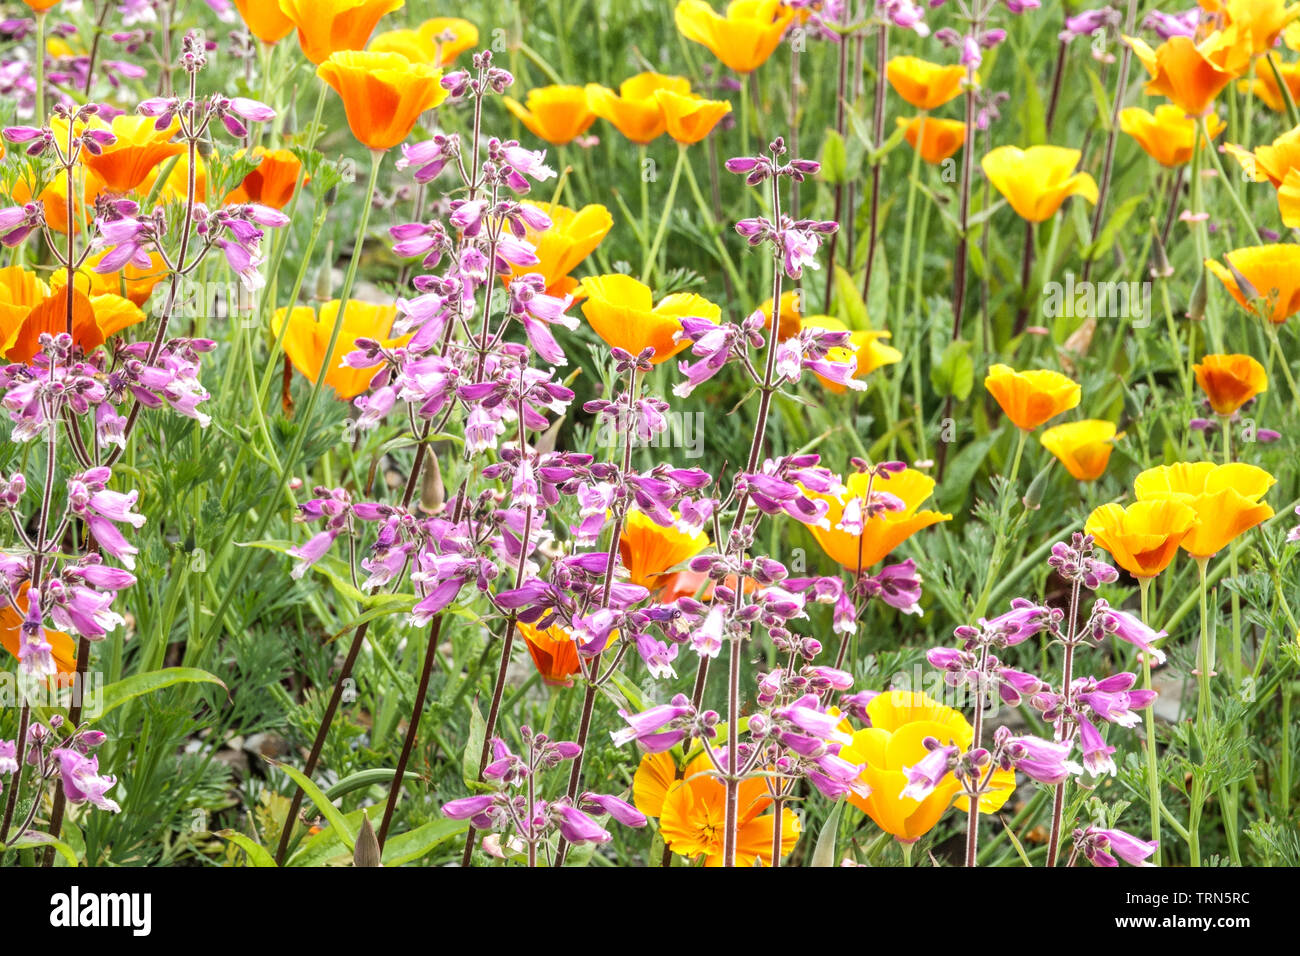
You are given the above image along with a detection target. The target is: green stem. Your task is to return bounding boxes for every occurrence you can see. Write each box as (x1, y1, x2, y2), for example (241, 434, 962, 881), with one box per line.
(680, 152, 747, 311)
(1139, 577, 1163, 866)
(642, 145, 685, 284)
(34, 13, 46, 122)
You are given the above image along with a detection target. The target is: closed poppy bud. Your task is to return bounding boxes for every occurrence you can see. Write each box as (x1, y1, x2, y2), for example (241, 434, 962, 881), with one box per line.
(1085, 499, 1199, 579)
(280, 0, 405, 65)
(1039, 420, 1121, 481)
(981, 145, 1098, 222)
(316, 51, 447, 151)
(586, 73, 691, 144)
(503, 86, 596, 145)
(898, 115, 966, 164)
(886, 56, 968, 109)
(1022, 461, 1052, 510)
(674, 0, 796, 74)
(654, 89, 732, 144)
(984, 364, 1082, 430)
(1193, 353, 1268, 415)
(1204, 244, 1300, 323)
(232, 0, 296, 44)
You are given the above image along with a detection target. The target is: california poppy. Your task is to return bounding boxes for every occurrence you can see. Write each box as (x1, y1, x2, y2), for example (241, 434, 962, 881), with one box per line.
(800, 315, 902, 393)
(233, 0, 296, 44)
(802, 468, 951, 573)
(840, 691, 1015, 843)
(981, 146, 1098, 222)
(1124, 28, 1250, 116)
(317, 51, 447, 152)
(984, 364, 1082, 430)
(81, 115, 186, 194)
(886, 56, 968, 110)
(653, 89, 732, 144)
(1222, 0, 1300, 54)
(1193, 353, 1268, 415)
(279, 0, 405, 64)
(80, 248, 167, 307)
(1204, 244, 1300, 323)
(1120, 105, 1224, 167)
(673, 0, 795, 74)
(579, 274, 720, 363)
(1085, 499, 1199, 578)
(898, 116, 966, 165)
(619, 510, 709, 591)
(225, 147, 305, 209)
(272, 300, 410, 399)
(138, 151, 208, 204)
(1134, 461, 1275, 558)
(758, 289, 803, 341)
(502, 86, 597, 146)
(634, 751, 800, 866)
(507, 202, 613, 297)
(585, 73, 691, 144)
(0, 278, 145, 362)
(1040, 420, 1121, 481)
(517, 621, 582, 687)
(1242, 54, 1300, 111)
(0, 583, 77, 681)
(370, 17, 478, 66)
(1224, 125, 1300, 186)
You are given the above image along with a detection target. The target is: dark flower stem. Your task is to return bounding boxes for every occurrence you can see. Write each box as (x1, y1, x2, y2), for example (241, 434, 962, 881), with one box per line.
(1046, 575, 1083, 866)
(822, 26, 850, 310)
(861, 23, 889, 305)
(964, 643, 990, 867)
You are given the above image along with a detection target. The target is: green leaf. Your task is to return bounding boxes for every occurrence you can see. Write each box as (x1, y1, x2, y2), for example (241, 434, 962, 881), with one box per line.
(217, 830, 278, 867)
(381, 818, 468, 866)
(930, 339, 974, 401)
(10, 832, 79, 867)
(811, 798, 846, 867)
(240, 539, 413, 609)
(96, 667, 227, 720)
(324, 768, 419, 800)
(461, 697, 487, 789)
(272, 760, 356, 852)
(1081, 193, 1145, 262)
(1086, 67, 1113, 132)
(833, 266, 872, 330)
(820, 128, 848, 186)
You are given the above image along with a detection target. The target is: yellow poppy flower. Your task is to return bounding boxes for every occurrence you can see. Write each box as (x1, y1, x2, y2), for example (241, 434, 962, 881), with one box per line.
(1223, 125, 1300, 185)
(984, 364, 1082, 430)
(840, 691, 1015, 843)
(1134, 462, 1275, 558)
(370, 17, 478, 66)
(78, 114, 185, 194)
(801, 315, 903, 393)
(802, 468, 952, 572)
(673, 0, 795, 74)
(1222, 0, 1300, 55)
(1242, 54, 1300, 110)
(1124, 28, 1251, 116)
(654, 89, 732, 144)
(634, 751, 800, 866)
(1279, 167, 1300, 225)
(1085, 499, 1200, 579)
(137, 151, 208, 205)
(578, 274, 720, 364)
(7, 167, 104, 235)
(233, 0, 296, 44)
(1120, 105, 1224, 167)
(759, 289, 804, 341)
(507, 202, 613, 298)
(585, 73, 692, 144)
(503, 85, 597, 145)
(0, 280, 144, 363)
(1204, 244, 1300, 323)
(1193, 353, 1268, 415)
(1040, 420, 1121, 481)
(517, 621, 581, 688)
(272, 300, 411, 399)
(619, 510, 710, 591)
(886, 56, 968, 110)
(77, 248, 168, 307)
(981, 145, 1098, 222)
(317, 51, 447, 151)
(279, 0, 404, 64)
(898, 116, 966, 164)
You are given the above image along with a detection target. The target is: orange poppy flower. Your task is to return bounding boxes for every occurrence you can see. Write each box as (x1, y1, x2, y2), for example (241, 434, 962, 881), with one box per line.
(653, 89, 732, 144)
(802, 468, 951, 572)
(1119, 105, 1224, 167)
(886, 56, 968, 110)
(0, 583, 77, 680)
(79, 248, 167, 307)
(985, 364, 1082, 430)
(981, 146, 1098, 222)
(370, 17, 478, 66)
(579, 274, 720, 364)
(1085, 499, 1200, 579)
(758, 290, 803, 341)
(1039, 420, 1121, 481)
(79, 115, 186, 194)
(225, 147, 305, 209)
(502, 86, 596, 146)
(8, 167, 105, 235)
(317, 51, 447, 152)
(1134, 461, 1275, 558)
(634, 751, 800, 866)
(801, 316, 902, 393)
(898, 115, 966, 164)
(1204, 244, 1300, 323)
(517, 621, 581, 687)
(619, 510, 710, 591)
(1242, 54, 1300, 110)
(1124, 28, 1251, 116)
(1279, 167, 1300, 225)
(506, 202, 613, 297)
(21, 0, 61, 11)
(232, 0, 296, 44)
(1224, 125, 1300, 186)
(840, 691, 1015, 843)
(1221, 0, 1300, 54)
(137, 151, 207, 204)
(1193, 353, 1268, 415)
(0, 279, 145, 362)
(585, 73, 692, 144)
(279, 0, 405, 64)
(674, 0, 795, 74)
(272, 300, 411, 399)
